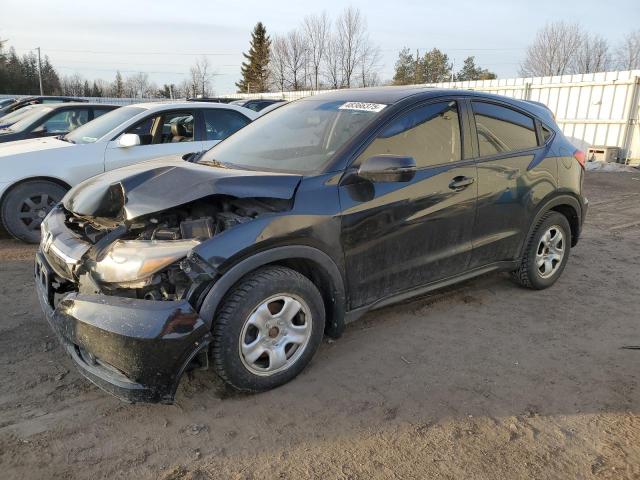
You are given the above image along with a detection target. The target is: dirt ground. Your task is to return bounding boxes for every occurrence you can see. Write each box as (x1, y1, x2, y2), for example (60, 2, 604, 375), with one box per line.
(0, 172, 639, 479)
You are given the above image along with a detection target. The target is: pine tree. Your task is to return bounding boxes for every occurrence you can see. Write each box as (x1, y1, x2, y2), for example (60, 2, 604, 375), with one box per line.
(113, 71, 124, 97)
(82, 80, 91, 96)
(455, 56, 497, 81)
(422, 48, 452, 83)
(393, 48, 416, 85)
(236, 22, 271, 93)
(91, 80, 102, 97)
(41, 56, 61, 94)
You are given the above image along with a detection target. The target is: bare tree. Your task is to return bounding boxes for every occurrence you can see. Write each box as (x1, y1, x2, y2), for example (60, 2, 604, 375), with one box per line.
(176, 78, 195, 98)
(60, 73, 84, 96)
(336, 7, 366, 88)
(190, 56, 214, 97)
(124, 72, 156, 98)
(269, 35, 288, 92)
(358, 40, 381, 87)
(303, 12, 330, 90)
(520, 22, 583, 77)
(574, 32, 611, 73)
(323, 34, 342, 89)
(285, 29, 307, 91)
(616, 30, 640, 70)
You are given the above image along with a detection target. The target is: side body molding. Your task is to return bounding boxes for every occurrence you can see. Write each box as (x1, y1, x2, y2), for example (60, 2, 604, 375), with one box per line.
(198, 245, 347, 338)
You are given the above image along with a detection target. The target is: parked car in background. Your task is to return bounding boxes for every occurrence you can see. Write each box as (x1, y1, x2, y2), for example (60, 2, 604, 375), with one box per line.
(0, 103, 119, 143)
(33, 87, 587, 403)
(230, 98, 286, 112)
(187, 96, 237, 104)
(0, 98, 17, 109)
(257, 100, 288, 116)
(0, 102, 258, 242)
(0, 96, 88, 116)
(0, 104, 43, 129)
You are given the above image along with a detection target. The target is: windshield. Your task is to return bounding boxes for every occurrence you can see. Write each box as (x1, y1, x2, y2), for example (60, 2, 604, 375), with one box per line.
(65, 106, 144, 144)
(199, 99, 384, 173)
(8, 106, 53, 132)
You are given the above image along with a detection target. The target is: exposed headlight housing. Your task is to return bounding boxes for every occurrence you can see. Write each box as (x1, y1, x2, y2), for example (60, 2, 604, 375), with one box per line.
(91, 239, 199, 285)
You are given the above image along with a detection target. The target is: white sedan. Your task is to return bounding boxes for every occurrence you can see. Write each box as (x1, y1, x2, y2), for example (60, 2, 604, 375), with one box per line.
(0, 102, 258, 242)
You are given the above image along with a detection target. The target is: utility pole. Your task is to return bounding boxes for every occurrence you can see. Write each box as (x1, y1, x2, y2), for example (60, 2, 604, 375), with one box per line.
(415, 49, 419, 85)
(36, 47, 44, 95)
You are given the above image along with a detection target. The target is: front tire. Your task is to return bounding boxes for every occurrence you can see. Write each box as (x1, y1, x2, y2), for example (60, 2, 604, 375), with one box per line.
(1, 181, 67, 243)
(512, 211, 572, 290)
(212, 266, 326, 392)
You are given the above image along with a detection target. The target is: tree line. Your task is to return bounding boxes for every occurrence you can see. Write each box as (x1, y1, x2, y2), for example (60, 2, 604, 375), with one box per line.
(392, 49, 496, 85)
(237, 7, 381, 93)
(0, 41, 61, 95)
(520, 23, 639, 77)
(2, 20, 640, 98)
(0, 37, 215, 98)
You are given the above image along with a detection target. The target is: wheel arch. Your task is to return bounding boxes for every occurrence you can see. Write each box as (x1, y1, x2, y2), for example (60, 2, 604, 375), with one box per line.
(520, 194, 583, 256)
(0, 176, 72, 207)
(198, 245, 347, 338)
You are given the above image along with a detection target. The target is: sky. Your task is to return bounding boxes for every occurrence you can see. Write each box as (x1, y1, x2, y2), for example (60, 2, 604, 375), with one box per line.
(2, 0, 639, 94)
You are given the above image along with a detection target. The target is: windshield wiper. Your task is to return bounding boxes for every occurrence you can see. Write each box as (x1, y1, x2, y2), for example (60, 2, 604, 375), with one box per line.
(198, 157, 231, 169)
(57, 135, 75, 144)
(182, 150, 206, 163)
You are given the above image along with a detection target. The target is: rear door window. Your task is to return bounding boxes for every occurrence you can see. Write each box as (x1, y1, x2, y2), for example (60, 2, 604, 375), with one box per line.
(203, 109, 250, 141)
(472, 102, 537, 156)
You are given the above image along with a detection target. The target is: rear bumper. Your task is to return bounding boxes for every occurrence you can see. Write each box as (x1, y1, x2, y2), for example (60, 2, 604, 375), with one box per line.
(35, 251, 211, 404)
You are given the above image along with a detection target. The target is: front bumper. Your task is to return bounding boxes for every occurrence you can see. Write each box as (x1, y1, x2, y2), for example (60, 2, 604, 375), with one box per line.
(35, 250, 211, 403)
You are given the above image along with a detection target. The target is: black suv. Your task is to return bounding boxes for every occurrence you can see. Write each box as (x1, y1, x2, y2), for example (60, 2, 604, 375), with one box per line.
(35, 87, 587, 403)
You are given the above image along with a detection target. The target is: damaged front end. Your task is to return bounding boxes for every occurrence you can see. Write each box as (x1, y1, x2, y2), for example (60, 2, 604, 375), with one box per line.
(35, 159, 300, 403)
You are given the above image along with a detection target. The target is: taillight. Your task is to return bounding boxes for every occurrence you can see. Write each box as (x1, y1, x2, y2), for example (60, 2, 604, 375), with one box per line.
(574, 149, 585, 168)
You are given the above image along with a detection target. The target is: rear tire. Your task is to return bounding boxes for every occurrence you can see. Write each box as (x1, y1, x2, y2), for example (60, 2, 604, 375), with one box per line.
(1, 181, 67, 243)
(211, 266, 325, 392)
(512, 211, 572, 290)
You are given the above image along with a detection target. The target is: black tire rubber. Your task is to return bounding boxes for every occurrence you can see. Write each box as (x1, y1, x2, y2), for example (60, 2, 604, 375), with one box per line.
(1, 181, 68, 243)
(211, 265, 326, 392)
(512, 211, 572, 290)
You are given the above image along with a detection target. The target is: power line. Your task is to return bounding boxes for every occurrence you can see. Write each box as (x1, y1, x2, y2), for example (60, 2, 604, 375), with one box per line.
(54, 65, 235, 76)
(17, 47, 239, 56)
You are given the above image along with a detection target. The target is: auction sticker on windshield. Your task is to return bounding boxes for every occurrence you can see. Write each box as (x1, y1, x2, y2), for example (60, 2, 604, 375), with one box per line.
(338, 102, 387, 112)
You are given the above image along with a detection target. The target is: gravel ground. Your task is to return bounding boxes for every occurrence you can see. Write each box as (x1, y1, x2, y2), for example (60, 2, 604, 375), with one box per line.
(0, 171, 639, 479)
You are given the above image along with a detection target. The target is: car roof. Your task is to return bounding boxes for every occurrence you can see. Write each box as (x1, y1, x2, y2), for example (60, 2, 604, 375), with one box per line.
(126, 101, 259, 118)
(303, 86, 553, 120)
(15, 96, 86, 102)
(40, 102, 119, 109)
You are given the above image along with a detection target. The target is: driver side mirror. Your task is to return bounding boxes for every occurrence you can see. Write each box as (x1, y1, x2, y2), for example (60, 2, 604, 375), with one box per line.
(357, 155, 416, 183)
(118, 133, 141, 148)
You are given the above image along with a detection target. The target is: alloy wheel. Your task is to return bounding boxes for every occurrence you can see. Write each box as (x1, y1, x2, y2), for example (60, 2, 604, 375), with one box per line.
(536, 225, 565, 279)
(239, 294, 313, 376)
(18, 193, 58, 231)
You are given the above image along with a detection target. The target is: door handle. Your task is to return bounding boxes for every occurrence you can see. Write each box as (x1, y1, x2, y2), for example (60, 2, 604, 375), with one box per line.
(448, 176, 475, 191)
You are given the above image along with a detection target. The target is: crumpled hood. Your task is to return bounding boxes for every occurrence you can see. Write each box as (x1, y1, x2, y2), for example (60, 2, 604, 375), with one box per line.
(63, 155, 302, 220)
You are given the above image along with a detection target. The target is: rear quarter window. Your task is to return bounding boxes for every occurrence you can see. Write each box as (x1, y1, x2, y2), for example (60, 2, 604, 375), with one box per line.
(472, 102, 537, 156)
